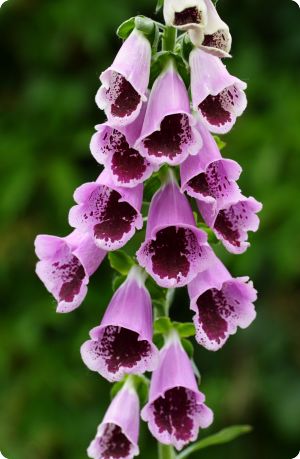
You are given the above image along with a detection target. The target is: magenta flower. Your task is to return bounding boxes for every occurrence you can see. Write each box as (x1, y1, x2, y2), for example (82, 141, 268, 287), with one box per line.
(137, 174, 213, 288)
(81, 266, 158, 382)
(189, 0, 232, 57)
(141, 333, 213, 450)
(88, 382, 140, 459)
(69, 170, 143, 251)
(90, 105, 155, 188)
(96, 29, 151, 126)
(135, 61, 202, 166)
(190, 48, 247, 134)
(188, 254, 257, 351)
(163, 0, 207, 31)
(181, 123, 242, 211)
(35, 230, 106, 313)
(198, 194, 262, 254)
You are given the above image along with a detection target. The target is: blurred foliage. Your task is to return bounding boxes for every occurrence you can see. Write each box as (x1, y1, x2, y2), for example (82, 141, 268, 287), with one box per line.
(0, 0, 300, 458)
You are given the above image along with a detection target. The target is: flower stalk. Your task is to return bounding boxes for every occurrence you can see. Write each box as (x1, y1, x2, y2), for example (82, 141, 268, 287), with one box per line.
(162, 25, 177, 51)
(158, 443, 177, 459)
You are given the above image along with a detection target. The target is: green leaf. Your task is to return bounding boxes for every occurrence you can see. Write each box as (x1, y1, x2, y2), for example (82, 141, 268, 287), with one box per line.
(155, 0, 164, 13)
(174, 322, 195, 338)
(181, 338, 194, 358)
(108, 251, 134, 276)
(154, 317, 172, 334)
(177, 425, 253, 459)
(116, 17, 136, 39)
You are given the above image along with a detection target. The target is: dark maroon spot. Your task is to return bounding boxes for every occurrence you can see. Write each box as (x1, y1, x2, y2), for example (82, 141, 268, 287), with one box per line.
(199, 93, 232, 127)
(188, 162, 231, 199)
(174, 7, 201, 26)
(94, 326, 151, 374)
(110, 135, 148, 183)
(147, 226, 198, 281)
(143, 114, 192, 160)
(153, 387, 200, 442)
(98, 424, 131, 459)
(214, 207, 241, 247)
(188, 173, 210, 197)
(54, 256, 85, 303)
(93, 189, 137, 244)
(203, 30, 229, 52)
(196, 289, 230, 343)
(107, 72, 140, 118)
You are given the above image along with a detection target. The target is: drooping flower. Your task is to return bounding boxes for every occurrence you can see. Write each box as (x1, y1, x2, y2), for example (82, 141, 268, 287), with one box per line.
(96, 28, 151, 126)
(69, 170, 143, 251)
(141, 332, 213, 450)
(137, 173, 213, 288)
(188, 253, 257, 351)
(81, 266, 158, 382)
(35, 230, 106, 313)
(189, 0, 232, 57)
(135, 61, 202, 166)
(88, 381, 140, 459)
(197, 194, 262, 254)
(163, 0, 207, 31)
(90, 103, 155, 188)
(181, 122, 242, 212)
(190, 48, 247, 134)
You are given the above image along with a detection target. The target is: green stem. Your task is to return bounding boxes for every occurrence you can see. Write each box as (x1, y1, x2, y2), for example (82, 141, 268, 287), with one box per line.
(158, 443, 177, 459)
(162, 26, 177, 51)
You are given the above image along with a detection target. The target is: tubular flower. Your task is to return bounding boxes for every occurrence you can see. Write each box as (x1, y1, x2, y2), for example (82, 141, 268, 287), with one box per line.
(68, 170, 143, 251)
(198, 194, 262, 254)
(135, 61, 202, 166)
(88, 382, 140, 459)
(163, 0, 207, 31)
(189, 0, 232, 57)
(35, 230, 106, 313)
(90, 104, 155, 188)
(96, 29, 151, 126)
(141, 333, 213, 450)
(137, 174, 213, 288)
(188, 254, 257, 351)
(81, 266, 158, 382)
(180, 122, 242, 212)
(190, 48, 247, 134)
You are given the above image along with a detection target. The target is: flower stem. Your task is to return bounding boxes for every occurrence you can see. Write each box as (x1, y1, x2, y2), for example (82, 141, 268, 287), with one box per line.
(162, 26, 177, 51)
(158, 443, 177, 459)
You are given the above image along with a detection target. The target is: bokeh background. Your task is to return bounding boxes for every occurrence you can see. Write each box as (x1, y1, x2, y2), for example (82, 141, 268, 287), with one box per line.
(1, 0, 300, 458)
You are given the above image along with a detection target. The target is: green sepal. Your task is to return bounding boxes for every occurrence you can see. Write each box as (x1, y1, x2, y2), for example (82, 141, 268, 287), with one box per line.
(173, 322, 195, 338)
(214, 135, 226, 151)
(154, 316, 173, 334)
(181, 338, 194, 358)
(108, 250, 134, 276)
(155, 0, 164, 13)
(117, 17, 136, 39)
(112, 274, 126, 292)
(150, 51, 190, 88)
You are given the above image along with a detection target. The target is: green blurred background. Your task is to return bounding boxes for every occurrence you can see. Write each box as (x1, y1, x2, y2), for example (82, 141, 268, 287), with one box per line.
(1, 0, 300, 458)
